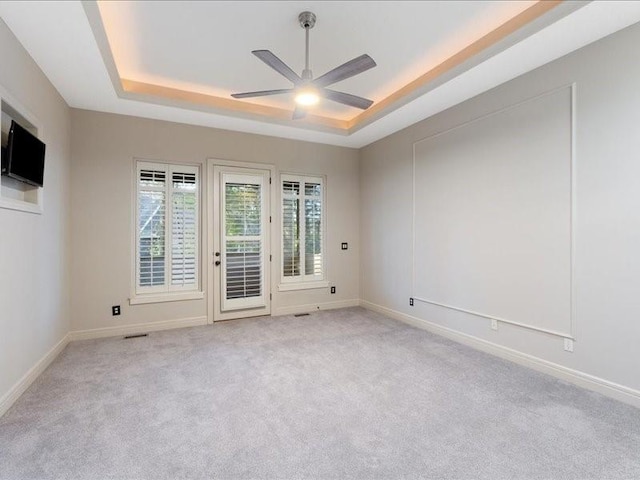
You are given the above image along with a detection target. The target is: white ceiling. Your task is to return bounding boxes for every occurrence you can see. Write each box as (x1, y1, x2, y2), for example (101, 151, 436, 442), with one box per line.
(1, 1, 640, 148)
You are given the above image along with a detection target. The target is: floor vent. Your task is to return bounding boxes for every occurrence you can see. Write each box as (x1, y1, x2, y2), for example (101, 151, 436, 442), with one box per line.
(294, 313, 310, 317)
(124, 333, 148, 339)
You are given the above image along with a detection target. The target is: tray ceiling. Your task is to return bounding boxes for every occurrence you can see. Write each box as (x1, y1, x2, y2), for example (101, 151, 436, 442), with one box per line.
(1, 1, 640, 147)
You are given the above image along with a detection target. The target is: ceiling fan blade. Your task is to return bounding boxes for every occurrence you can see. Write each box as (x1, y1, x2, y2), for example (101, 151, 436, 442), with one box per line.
(323, 89, 374, 110)
(231, 88, 293, 99)
(313, 54, 376, 88)
(252, 50, 302, 85)
(292, 105, 307, 120)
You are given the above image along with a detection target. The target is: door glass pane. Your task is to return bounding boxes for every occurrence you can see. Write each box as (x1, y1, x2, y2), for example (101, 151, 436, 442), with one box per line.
(224, 182, 262, 301)
(225, 183, 261, 236)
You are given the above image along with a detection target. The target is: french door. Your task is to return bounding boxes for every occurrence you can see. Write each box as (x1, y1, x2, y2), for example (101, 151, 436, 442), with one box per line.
(211, 164, 271, 321)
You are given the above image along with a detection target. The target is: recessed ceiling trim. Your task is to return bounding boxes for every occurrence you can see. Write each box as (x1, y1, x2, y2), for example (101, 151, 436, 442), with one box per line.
(83, 0, 349, 133)
(84, 0, 583, 137)
(120, 79, 349, 133)
(347, 0, 578, 132)
(82, 0, 125, 98)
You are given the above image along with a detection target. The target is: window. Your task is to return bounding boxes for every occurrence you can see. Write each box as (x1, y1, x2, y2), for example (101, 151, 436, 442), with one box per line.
(135, 161, 200, 300)
(281, 174, 325, 287)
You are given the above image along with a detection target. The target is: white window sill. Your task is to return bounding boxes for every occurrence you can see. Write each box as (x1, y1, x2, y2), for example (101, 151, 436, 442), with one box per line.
(129, 291, 204, 305)
(278, 281, 330, 292)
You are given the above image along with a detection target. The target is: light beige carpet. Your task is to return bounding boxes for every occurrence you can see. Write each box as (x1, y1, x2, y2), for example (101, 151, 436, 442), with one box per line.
(0, 307, 639, 479)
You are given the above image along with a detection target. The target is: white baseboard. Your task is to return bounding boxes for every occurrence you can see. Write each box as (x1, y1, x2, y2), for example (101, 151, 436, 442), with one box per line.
(69, 316, 208, 341)
(0, 333, 70, 418)
(274, 299, 360, 317)
(360, 300, 640, 409)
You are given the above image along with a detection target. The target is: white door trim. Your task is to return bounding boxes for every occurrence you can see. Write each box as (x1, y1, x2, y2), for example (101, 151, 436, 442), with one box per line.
(207, 159, 276, 324)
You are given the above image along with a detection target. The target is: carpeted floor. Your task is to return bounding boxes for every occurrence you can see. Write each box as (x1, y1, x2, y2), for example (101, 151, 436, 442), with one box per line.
(0, 307, 639, 480)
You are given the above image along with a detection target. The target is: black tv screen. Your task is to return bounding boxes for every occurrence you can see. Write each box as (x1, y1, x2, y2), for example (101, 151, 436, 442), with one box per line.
(2, 120, 46, 187)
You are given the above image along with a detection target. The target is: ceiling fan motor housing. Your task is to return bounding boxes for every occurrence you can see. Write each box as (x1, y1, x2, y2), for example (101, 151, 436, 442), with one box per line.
(298, 11, 316, 29)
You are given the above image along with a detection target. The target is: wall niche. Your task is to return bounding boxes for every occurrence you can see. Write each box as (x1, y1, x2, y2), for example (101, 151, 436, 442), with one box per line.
(1, 92, 43, 214)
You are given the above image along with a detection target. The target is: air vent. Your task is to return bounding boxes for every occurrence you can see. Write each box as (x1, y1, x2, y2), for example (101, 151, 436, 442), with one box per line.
(124, 333, 148, 339)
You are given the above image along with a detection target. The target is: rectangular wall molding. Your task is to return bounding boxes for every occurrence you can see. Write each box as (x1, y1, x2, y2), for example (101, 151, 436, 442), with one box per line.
(411, 84, 577, 339)
(360, 300, 640, 409)
(411, 296, 574, 339)
(0, 333, 70, 418)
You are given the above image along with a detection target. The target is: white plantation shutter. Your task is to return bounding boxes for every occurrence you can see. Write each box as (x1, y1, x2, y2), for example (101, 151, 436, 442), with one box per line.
(304, 182, 322, 277)
(138, 167, 167, 290)
(282, 180, 301, 277)
(136, 161, 199, 295)
(171, 169, 198, 289)
(281, 175, 324, 283)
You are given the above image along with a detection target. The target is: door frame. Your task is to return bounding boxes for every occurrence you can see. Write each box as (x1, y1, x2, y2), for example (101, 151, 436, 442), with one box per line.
(207, 159, 276, 324)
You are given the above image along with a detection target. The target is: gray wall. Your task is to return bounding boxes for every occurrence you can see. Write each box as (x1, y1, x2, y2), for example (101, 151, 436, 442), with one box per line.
(70, 110, 360, 331)
(0, 19, 71, 404)
(360, 21, 640, 393)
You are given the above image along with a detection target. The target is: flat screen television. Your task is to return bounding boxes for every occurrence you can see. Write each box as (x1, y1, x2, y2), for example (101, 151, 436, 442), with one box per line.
(1, 120, 46, 187)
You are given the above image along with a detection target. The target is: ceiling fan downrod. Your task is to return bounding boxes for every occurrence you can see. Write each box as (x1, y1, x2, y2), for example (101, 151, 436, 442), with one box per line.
(298, 11, 316, 81)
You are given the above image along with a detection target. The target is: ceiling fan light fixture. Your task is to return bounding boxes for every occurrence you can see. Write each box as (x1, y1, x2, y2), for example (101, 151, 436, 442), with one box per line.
(294, 87, 320, 106)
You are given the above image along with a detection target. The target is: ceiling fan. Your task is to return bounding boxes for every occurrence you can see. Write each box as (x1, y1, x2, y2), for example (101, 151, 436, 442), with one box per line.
(231, 11, 377, 120)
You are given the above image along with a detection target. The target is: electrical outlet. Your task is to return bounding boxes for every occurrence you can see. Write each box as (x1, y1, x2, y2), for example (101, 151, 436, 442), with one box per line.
(112, 305, 121, 316)
(330, 286, 336, 294)
(409, 297, 414, 306)
(564, 338, 574, 352)
(491, 319, 498, 331)
(341, 242, 348, 250)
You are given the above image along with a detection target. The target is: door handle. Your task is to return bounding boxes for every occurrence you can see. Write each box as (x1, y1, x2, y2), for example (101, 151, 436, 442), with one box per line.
(215, 260, 221, 266)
